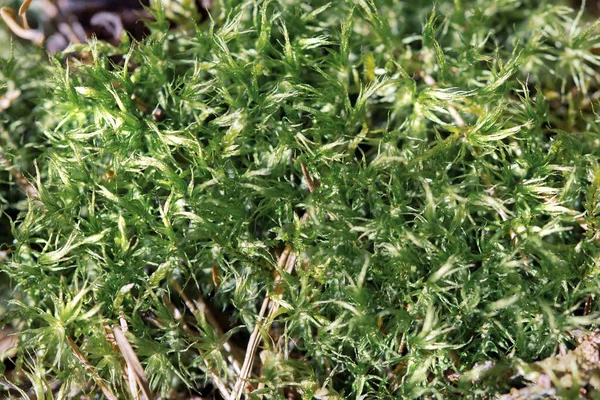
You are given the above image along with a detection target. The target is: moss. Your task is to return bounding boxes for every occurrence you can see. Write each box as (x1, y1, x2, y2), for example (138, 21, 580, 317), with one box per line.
(2, 0, 600, 398)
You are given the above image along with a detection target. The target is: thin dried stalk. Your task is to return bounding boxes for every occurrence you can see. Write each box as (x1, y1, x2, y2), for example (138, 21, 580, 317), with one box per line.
(103, 321, 140, 397)
(162, 295, 232, 399)
(119, 314, 140, 400)
(231, 247, 292, 399)
(170, 279, 222, 333)
(169, 279, 244, 374)
(231, 163, 316, 400)
(300, 162, 317, 192)
(66, 336, 118, 400)
(112, 326, 153, 400)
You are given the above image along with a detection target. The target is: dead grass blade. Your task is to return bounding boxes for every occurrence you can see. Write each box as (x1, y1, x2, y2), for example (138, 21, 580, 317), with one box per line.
(112, 326, 153, 400)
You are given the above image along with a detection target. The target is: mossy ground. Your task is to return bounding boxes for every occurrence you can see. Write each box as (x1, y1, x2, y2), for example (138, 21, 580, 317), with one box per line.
(2, 0, 600, 398)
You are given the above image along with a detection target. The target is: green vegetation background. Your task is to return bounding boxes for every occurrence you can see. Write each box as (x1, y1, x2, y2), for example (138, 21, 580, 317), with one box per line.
(2, 0, 600, 398)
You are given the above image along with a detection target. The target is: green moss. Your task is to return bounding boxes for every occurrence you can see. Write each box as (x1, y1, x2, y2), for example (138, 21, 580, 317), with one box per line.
(2, 0, 600, 398)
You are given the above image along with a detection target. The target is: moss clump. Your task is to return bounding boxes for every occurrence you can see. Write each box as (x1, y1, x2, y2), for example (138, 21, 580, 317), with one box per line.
(2, 0, 600, 398)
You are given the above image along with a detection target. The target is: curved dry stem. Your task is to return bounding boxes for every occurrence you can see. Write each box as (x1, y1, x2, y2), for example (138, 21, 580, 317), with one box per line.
(0, 6, 44, 46)
(18, 0, 33, 29)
